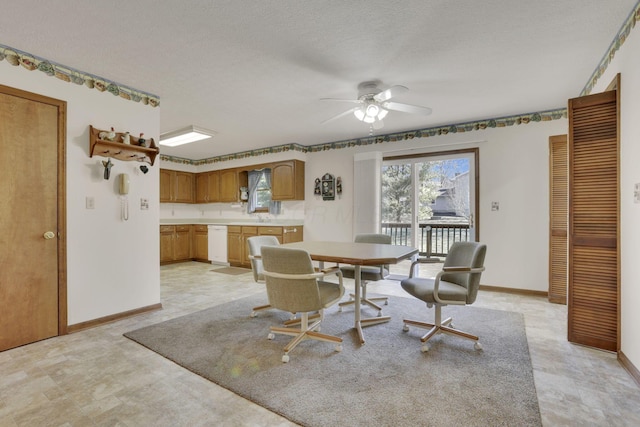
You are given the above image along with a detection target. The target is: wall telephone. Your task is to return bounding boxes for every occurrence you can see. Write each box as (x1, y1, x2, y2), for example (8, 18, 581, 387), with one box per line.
(118, 173, 129, 221)
(119, 173, 130, 195)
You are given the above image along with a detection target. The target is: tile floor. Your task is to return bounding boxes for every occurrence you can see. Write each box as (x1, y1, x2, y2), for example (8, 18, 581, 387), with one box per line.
(1, 261, 639, 426)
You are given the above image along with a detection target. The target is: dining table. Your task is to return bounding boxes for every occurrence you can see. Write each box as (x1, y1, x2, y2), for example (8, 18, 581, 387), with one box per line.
(281, 240, 418, 344)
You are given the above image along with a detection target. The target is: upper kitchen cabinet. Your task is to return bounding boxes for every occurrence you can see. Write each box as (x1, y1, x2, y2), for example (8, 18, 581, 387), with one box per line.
(160, 169, 195, 203)
(219, 168, 248, 202)
(271, 160, 305, 201)
(196, 171, 219, 203)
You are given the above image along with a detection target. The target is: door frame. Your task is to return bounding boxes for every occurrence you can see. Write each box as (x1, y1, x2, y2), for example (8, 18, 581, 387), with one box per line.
(382, 147, 480, 250)
(1, 84, 68, 336)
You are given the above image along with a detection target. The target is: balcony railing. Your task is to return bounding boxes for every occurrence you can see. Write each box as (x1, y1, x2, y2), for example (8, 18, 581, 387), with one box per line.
(381, 222, 471, 257)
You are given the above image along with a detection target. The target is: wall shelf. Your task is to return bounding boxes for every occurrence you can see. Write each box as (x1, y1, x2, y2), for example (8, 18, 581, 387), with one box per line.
(89, 125, 159, 166)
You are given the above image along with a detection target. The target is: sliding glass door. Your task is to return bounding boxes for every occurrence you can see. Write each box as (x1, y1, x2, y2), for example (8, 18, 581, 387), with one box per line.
(381, 149, 478, 257)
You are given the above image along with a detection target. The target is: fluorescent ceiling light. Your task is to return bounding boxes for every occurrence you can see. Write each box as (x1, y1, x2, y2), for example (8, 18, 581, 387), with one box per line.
(160, 125, 216, 147)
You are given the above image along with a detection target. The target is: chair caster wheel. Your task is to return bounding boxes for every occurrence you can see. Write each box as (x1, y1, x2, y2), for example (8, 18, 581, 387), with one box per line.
(474, 342, 483, 350)
(377, 311, 383, 317)
(250, 311, 257, 318)
(421, 344, 430, 353)
(403, 324, 409, 332)
(338, 306, 343, 312)
(335, 344, 342, 352)
(282, 354, 289, 363)
(267, 333, 275, 340)
(384, 300, 389, 306)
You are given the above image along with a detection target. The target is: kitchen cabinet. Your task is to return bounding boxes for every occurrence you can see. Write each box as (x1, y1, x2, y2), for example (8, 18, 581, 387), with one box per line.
(271, 160, 305, 201)
(160, 225, 192, 264)
(219, 169, 238, 202)
(160, 169, 195, 203)
(228, 225, 303, 267)
(196, 171, 220, 203)
(226, 226, 243, 265)
(192, 225, 209, 261)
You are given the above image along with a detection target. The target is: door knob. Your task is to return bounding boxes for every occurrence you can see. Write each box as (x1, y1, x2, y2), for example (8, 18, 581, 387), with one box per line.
(43, 231, 56, 240)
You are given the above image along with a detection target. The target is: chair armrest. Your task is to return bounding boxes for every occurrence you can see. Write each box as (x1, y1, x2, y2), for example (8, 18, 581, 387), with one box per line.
(263, 267, 343, 281)
(432, 266, 484, 304)
(442, 266, 485, 273)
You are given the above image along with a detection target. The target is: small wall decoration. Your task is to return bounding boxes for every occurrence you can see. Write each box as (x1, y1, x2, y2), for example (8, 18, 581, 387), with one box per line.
(314, 178, 321, 195)
(102, 158, 114, 180)
(321, 173, 335, 200)
(336, 177, 342, 195)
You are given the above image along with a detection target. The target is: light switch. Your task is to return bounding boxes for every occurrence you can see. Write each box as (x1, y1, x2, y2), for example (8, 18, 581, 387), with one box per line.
(86, 196, 95, 209)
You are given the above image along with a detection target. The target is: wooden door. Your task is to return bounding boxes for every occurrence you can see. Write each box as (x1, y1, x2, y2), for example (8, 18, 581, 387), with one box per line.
(568, 86, 619, 352)
(0, 85, 66, 351)
(549, 135, 568, 304)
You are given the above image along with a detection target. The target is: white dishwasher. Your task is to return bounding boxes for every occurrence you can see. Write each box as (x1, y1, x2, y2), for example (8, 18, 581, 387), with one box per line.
(207, 225, 228, 265)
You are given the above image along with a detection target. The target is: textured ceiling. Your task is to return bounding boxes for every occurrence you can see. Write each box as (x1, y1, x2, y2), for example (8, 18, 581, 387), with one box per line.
(1, 0, 637, 160)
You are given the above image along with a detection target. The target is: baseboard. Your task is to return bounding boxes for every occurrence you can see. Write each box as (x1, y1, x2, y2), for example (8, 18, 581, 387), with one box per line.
(619, 351, 640, 387)
(67, 303, 163, 333)
(479, 284, 548, 298)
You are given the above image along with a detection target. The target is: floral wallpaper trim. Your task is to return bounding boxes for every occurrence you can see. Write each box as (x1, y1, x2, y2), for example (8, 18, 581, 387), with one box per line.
(580, 0, 640, 96)
(160, 108, 567, 166)
(0, 44, 160, 107)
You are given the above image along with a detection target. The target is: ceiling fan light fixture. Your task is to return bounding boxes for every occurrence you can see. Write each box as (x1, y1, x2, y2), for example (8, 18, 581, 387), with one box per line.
(353, 108, 366, 121)
(160, 125, 217, 147)
(377, 108, 388, 120)
(365, 103, 380, 118)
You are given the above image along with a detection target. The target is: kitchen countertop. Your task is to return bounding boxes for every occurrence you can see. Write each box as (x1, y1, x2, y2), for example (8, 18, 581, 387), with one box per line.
(159, 219, 304, 226)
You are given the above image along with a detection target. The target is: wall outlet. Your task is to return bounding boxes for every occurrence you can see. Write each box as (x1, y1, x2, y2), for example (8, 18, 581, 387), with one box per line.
(86, 196, 95, 209)
(140, 198, 149, 210)
(491, 201, 499, 211)
(635, 184, 640, 203)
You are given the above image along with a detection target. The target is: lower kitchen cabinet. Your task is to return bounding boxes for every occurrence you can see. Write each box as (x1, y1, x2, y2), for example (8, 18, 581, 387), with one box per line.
(228, 225, 303, 268)
(160, 225, 192, 264)
(192, 225, 208, 261)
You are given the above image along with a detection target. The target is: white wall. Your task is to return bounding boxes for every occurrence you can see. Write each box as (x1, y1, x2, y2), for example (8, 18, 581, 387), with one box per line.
(589, 22, 640, 373)
(1, 63, 161, 325)
(303, 119, 567, 292)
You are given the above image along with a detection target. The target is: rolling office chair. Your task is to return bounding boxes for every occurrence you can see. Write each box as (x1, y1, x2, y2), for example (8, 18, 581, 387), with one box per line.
(400, 241, 486, 352)
(247, 235, 280, 317)
(261, 246, 345, 363)
(338, 233, 392, 316)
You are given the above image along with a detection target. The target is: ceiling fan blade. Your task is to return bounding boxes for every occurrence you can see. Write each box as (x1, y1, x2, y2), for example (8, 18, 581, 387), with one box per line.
(321, 107, 359, 124)
(383, 101, 433, 116)
(320, 98, 363, 104)
(374, 85, 408, 102)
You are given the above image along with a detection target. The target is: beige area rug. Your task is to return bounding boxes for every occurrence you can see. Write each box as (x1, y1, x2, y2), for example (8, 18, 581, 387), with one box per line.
(125, 294, 541, 427)
(210, 267, 252, 275)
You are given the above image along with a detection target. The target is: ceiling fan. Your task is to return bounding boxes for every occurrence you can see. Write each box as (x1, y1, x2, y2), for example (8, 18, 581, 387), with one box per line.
(321, 81, 432, 129)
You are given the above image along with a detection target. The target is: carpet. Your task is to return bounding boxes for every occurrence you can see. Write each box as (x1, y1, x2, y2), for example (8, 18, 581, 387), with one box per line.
(210, 267, 252, 275)
(125, 295, 541, 427)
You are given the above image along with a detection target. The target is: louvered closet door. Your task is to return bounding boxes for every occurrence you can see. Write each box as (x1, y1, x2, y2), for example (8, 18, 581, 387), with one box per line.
(549, 134, 568, 304)
(568, 90, 619, 352)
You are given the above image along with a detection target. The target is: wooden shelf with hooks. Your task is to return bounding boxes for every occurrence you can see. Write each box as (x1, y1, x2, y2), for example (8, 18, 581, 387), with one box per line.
(89, 125, 159, 166)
